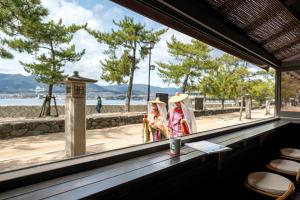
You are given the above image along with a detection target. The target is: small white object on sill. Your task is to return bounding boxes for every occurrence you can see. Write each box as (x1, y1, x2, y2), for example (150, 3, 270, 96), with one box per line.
(185, 140, 232, 154)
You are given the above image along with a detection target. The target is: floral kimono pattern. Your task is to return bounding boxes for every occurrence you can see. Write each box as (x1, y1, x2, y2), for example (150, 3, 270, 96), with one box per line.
(168, 108, 190, 138)
(143, 112, 167, 142)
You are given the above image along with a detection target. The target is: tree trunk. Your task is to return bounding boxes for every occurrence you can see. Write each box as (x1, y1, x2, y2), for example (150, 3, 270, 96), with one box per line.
(245, 95, 252, 119)
(45, 84, 53, 116)
(265, 100, 271, 115)
(125, 42, 137, 112)
(257, 100, 261, 107)
(182, 74, 189, 93)
(221, 99, 225, 110)
(203, 94, 206, 110)
(45, 41, 55, 116)
(239, 96, 243, 121)
(125, 68, 135, 112)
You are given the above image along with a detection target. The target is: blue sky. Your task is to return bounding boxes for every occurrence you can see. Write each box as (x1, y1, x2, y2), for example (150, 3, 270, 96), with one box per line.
(0, 0, 258, 88)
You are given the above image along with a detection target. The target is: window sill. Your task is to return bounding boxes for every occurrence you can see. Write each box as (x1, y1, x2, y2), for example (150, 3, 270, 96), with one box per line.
(0, 117, 279, 191)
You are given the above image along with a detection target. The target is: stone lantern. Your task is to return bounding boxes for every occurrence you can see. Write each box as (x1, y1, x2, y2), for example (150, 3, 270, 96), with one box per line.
(64, 71, 97, 157)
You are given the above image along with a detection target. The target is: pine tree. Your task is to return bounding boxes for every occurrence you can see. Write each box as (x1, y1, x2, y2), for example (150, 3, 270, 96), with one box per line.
(0, 0, 48, 59)
(7, 19, 85, 116)
(200, 54, 247, 110)
(157, 36, 212, 93)
(248, 68, 275, 106)
(86, 16, 167, 111)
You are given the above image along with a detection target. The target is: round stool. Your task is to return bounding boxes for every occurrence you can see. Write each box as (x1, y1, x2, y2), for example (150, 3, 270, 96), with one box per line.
(245, 172, 294, 199)
(280, 148, 300, 161)
(267, 159, 300, 182)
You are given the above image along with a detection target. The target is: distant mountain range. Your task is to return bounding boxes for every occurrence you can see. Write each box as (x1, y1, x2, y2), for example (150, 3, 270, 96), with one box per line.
(103, 84, 181, 95)
(0, 73, 180, 95)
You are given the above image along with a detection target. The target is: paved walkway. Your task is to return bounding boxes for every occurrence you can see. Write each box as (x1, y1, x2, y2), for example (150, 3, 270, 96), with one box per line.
(0, 108, 274, 172)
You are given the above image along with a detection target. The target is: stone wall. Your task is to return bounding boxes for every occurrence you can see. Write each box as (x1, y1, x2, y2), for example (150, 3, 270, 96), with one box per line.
(0, 107, 264, 139)
(0, 113, 144, 139)
(0, 120, 65, 138)
(194, 108, 241, 117)
(0, 105, 147, 118)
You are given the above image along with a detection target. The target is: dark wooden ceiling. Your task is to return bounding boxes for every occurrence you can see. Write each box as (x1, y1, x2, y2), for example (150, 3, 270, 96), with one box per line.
(281, 0, 300, 20)
(112, 0, 300, 69)
(205, 0, 300, 67)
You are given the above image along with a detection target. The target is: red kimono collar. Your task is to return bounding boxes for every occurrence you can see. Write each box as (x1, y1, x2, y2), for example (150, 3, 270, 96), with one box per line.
(151, 111, 160, 117)
(173, 108, 183, 114)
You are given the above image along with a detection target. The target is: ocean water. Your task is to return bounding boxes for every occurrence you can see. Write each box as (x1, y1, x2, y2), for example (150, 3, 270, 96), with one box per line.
(0, 98, 147, 106)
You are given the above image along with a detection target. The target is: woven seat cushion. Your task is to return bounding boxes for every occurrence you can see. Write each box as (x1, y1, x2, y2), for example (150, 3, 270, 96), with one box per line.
(247, 172, 292, 195)
(280, 148, 300, 159)
(269, 159, 300, 175)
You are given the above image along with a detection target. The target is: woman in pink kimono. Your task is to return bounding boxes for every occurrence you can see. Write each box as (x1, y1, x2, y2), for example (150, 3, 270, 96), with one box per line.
(168, 93, 197, 138)
(143, 97, 168, 143)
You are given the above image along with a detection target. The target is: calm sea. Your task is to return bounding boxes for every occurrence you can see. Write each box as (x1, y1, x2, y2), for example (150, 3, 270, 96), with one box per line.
(0, 98, 147, 106)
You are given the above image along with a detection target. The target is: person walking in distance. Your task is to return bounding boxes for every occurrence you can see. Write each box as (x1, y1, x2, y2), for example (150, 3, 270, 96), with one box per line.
(96, 96, 102, 113)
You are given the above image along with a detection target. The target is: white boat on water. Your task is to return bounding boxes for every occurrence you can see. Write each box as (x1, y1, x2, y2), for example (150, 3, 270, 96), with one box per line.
(37, 94, 44, 99)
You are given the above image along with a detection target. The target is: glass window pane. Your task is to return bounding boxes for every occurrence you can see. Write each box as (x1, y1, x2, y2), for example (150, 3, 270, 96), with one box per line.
(281, 71, 300, 112)
(0, 0, 276, 173)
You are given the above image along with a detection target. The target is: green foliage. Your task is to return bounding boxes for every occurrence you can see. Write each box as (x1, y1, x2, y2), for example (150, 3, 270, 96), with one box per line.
(87, 16, 167, 83)
(157, 36, 212, 92)
(199, 54, 246, 108)
(86, 16, 167, 111)
(248, 79, 274, 105)
(248, 68, 275, 105)
(100, 50, 131, 84)
(7, 19, 85, 86)
(0, 0, 48, 59)
(281, 72, 300, 103)
(199, 53, 275, 108)
(7, 19, 85, 116)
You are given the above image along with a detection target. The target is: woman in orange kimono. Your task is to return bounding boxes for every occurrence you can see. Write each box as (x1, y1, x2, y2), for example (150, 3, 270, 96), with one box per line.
(143, 97, 168, 143)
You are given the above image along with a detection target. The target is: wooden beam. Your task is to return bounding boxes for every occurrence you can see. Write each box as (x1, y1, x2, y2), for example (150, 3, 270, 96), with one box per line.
(276, 43, 300, 59)
(159, 0, 280, 67)
(112, 0, 280, 68)
(283, 0, 298, 7)
(218, 0, 244, 15)
(283, 52, 300, 61)
(280, 0, 300, 21)
(281, 59, 300, 68)
(261, 21, 299, 46)
(282, 0, 299, 7)
(273, 40, 299, 54)
(243, 1, 281, 33)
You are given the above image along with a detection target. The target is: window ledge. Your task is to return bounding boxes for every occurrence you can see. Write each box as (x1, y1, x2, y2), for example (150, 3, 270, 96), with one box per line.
(0, 117, 281, 192)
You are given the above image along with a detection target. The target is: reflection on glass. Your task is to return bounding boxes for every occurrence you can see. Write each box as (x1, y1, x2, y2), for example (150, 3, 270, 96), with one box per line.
(168, 93, 197, 138)
(143, 93, 197, 143)
(281, 71, 300, 112)
(143, 98, 168, 143)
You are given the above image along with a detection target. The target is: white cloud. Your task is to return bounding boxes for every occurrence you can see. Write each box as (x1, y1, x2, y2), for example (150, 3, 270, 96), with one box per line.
(93, 3, 104, 13)
(133, 29, 193, 87)
(42, 0, 102, 29)
(0, 0, 230, 88)
(0, 0, 106, 82)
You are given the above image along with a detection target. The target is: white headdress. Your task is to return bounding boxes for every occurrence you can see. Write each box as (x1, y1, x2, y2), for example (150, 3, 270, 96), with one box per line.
(148, 97, 168, 126)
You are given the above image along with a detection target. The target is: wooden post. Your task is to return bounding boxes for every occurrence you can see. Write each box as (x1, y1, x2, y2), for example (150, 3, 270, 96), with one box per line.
(245, 94, 252, 119)
(64, 71, 97, 157)
(265, 98, 271, 115)
(239, 96, 244, 121)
